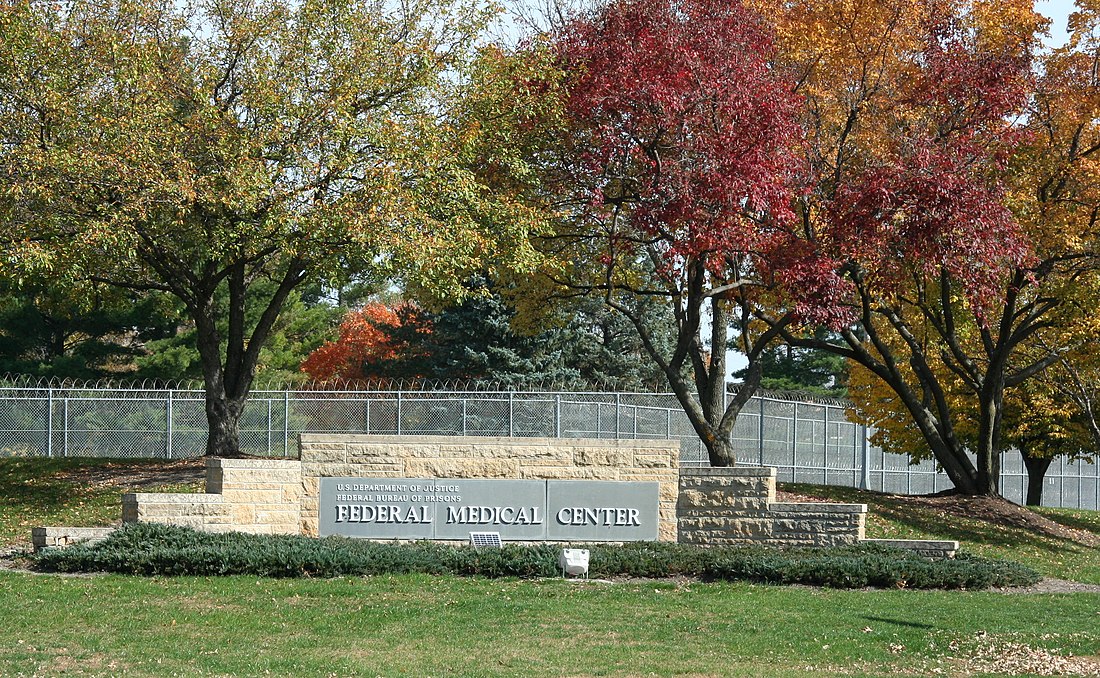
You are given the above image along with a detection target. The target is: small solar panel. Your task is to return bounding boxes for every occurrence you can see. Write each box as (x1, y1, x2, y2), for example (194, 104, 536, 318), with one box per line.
(469, 532, 502, 548)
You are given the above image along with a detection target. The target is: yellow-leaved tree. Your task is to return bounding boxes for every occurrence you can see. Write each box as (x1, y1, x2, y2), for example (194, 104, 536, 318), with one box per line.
(832, 0, 1100, 500)
(0, 0, 541, 455)
(747, 0, 1100, 497)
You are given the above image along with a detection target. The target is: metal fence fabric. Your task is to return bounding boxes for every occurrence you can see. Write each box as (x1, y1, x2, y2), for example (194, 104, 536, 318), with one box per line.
(1, 387, 1096, 510)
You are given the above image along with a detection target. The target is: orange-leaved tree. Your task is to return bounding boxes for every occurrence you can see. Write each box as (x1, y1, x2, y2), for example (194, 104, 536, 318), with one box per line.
(300, 303, 431, 384)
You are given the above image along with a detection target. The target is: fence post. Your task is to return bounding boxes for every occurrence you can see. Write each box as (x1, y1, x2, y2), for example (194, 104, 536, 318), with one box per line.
(508, 391, 514, 437)
(822, 404, 829, 485)
(284, 391, 290, 457)
(615, 393, 621, 437)
(998, 450, 1008, 501)
(462, 398, 468, 436)
(62, 397, 69, 458)
(666, 408, 671, 440)
(397, 391, 403, 435)
(46, 388, 53, 458)
(555, 394, 561, 438)
(860, 424, 871, 490)
(758, 397, 765, 466)
(791, 401, 798, 478)
(166, 390, 174, 460)
(267, 398, 273, 456)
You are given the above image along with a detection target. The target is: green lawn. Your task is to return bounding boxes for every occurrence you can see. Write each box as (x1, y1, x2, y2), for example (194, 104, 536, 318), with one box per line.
(0, 572, 1096, 677)
(0, 459, 1097, 677)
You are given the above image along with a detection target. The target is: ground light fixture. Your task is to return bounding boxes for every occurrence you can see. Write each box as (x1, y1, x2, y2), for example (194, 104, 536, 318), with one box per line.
(559, 548, 590, 578)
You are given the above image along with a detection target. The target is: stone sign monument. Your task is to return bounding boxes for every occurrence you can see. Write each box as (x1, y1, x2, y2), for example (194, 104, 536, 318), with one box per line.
(70, 433, 941, 555)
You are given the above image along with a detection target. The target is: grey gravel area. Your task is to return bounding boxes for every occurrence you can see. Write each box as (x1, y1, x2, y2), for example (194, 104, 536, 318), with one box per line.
(993, 578, 1100, 594)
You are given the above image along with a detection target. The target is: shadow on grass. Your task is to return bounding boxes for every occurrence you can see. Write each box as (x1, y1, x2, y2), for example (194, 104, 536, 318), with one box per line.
(0, 458, 204, 546)
(1033, 507, 1100, 536)
(0, 458, 116, 508)
(862, 615, 936, 629)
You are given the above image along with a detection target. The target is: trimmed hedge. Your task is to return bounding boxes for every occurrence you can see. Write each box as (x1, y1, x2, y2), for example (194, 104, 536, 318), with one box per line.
(32, 523, 1040, 589)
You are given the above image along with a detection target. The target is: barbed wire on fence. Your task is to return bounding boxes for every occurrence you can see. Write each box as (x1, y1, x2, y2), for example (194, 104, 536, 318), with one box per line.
(0, 373, 201, 391)
(1, 372, 853, 407)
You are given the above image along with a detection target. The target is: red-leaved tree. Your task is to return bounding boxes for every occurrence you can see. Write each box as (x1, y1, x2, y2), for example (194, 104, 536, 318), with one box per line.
(526, 0, 816, 465)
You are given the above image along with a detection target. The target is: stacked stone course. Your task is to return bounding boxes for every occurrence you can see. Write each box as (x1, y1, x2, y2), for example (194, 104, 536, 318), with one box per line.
(678, 467, 867, 547)
(122, 458, 301, 535)
(108, 435, 885, 551)
(31, 526, 115, 550)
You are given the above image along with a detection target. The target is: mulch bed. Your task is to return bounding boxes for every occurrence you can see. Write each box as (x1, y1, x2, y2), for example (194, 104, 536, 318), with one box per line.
(53, 458, 206, 490)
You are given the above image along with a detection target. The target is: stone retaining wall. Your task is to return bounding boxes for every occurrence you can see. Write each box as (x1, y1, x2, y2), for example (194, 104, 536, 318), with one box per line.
(678, 467, 867, 547)
(298, 434, 681, 541)
(122, 458, 302, 535)
(32, 526, 115, 551)
(115, 438, 880, 550)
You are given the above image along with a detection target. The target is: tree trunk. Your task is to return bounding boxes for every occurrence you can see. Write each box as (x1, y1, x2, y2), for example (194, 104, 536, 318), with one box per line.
(193, 297, 251, 458)
(973, 362, 1007, 496)
(188, 262, 302, 457)
(1021, 449, 1053, 507)
(663, 376, 738, 467)
(705, 434, 738, 467)
(896, 393, 981, 495)
(205, 392, 245, 458)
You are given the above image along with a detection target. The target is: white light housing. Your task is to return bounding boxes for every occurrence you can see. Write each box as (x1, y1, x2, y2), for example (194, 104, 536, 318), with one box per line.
(559, 548, 590, 577)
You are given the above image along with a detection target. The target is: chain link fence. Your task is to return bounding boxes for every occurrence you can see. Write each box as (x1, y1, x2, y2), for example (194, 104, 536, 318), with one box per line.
(1, 386, 1096, 509)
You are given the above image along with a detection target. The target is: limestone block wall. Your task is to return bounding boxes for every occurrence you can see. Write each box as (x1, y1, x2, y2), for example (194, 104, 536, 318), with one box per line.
(298, 434, 681, 541)
(123, 458, 302, 535)
(32, 526, 115, 551)
(678, 467, 866, 547)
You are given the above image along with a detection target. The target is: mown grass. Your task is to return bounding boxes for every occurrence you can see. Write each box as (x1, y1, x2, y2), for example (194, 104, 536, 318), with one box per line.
(0, 571, 1097, 677)
(780, 482, 1100, 584)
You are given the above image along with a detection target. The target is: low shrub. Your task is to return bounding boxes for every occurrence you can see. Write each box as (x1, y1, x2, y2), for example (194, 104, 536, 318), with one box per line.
(32, 523, 1040, 589)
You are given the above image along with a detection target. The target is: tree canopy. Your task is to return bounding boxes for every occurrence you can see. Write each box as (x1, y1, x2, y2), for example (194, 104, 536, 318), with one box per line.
(300, 282, 672, 390)
(744, 0, 1058, 495)
(0, 0, 539, 455)
(516, 0, 808, 465)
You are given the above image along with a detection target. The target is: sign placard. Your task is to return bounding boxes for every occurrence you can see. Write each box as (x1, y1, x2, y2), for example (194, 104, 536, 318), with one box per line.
(318, 478, 658, 541)
(547, 480, 659, 541)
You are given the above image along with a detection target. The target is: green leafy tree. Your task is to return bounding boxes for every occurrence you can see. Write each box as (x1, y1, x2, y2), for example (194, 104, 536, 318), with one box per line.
(0, 280, 177, 379)
(0, 0, 537, 455)
(733, 333, 849, 397)
(415, 286, 671, 389)
(136, 282, 341, 387)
